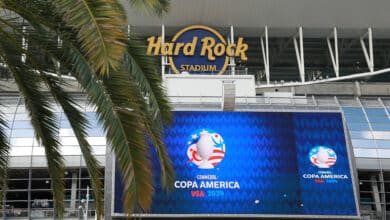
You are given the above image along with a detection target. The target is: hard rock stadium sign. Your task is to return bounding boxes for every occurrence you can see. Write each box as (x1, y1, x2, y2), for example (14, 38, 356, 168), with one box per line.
(146, 25, 248, 75)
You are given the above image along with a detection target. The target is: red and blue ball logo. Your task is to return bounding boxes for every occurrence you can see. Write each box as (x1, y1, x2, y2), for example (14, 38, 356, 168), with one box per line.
(186, 128, 226, 169)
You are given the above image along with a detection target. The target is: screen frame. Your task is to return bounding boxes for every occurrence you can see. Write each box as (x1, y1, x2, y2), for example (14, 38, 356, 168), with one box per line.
(110, 109, 361, 219)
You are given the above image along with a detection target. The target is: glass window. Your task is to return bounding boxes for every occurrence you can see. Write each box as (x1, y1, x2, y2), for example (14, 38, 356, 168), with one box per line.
(377, 149, 390, 158)
(372, 131, 390, 140)
(349, 131, 373, 139)
(367, 116, 390, 123)
(347, 122, 370, 131)
(371, 123, 390, 131)
(8, 169, 28, 179)
(59, 128, 75, 137)
(32, 146, 46, 156)
(342, 107, 365, 114)
(13, 114, 30, 120)
(353, 148, 378, 158)
(91, 146, 106, 155)
(87, 127, 104, 137)
(31, 179, 52, 190)
(10, 137, 34, 147)
(12, 121, 33, 129)
(87, 137, 105, 146)
(11, 129, 34, 138)
(365, 108, 388, 117)
(10, 147, 32, 156)
(60, 137, 78, 146)
(32, 169, 50, 178)
(61, 146, 82, 155)
(377, 140, 390, 148)
(351, 139, 377, 148)
(85, 112, 98, 121)
(60, 120, 71, 129)
(344, 115, 367, 123)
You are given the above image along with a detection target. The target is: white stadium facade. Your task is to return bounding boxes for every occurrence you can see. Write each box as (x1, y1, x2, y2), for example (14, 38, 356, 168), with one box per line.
(3, 0, 390, 219)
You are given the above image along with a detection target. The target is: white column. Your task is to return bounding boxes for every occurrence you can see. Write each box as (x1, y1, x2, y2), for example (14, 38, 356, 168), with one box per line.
(360, 27, 374, 72)
(161, 24, 166, 77)
(327, 27, 339, 77)
(293, 27, 305, 82)
(229, 26, 235, 75)
(260, 26, 270, 84)
(70, 172, 77, 210)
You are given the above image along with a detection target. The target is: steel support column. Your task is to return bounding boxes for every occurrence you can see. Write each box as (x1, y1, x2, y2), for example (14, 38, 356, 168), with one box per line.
(360, 27, 374, 72)
(260, 26, 270, 84)
(293, 27, 305, 82)
(229, 26, 235, 75)
(327, 27, 339, 78)
(161, 24, 167, 77)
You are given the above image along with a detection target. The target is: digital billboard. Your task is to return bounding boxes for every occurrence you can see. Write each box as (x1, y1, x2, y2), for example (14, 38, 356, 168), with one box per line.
(113, 111, 359, 218)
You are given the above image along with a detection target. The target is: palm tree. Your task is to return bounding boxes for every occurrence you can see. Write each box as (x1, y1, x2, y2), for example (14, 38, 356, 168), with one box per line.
(0, 0, 174, 219)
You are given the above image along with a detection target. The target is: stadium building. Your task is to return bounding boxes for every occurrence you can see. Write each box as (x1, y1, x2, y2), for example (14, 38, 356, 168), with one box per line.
(2, 0, 390, 219)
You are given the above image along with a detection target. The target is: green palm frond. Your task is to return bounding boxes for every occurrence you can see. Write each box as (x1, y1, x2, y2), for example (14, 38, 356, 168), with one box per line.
(125, 37, 172, 123)
(129, 0, 170, 16)
(0, 110, 10, 204)
(41, 75, 104, 219)
(0, 13, 106, 217)
(53, 0, 128, 76)
(0, 32, 65, 217)
(0, 0, 173, 217)
(63, 41, 164, 211)
(123, 38, 174, 189)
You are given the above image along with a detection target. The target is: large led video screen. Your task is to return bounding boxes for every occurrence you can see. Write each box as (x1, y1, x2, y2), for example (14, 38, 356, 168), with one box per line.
(114, 111, 359, 217)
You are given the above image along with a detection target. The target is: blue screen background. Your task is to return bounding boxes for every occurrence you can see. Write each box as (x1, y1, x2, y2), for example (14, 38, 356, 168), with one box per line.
(114, 111, 357, 216)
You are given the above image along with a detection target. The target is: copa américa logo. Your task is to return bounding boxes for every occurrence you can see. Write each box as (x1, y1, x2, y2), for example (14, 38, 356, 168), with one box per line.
(309, 146, 337, 168)
(146, 25, 248, 75)
(186, 128, 226, 169)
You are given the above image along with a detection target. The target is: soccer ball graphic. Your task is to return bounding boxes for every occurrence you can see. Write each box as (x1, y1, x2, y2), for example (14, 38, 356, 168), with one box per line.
(309, 146, 337, 168)
(186, 129, 226, 169)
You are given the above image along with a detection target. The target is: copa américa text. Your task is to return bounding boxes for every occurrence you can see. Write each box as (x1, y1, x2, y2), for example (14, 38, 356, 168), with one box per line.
(146, 36, 248, 61)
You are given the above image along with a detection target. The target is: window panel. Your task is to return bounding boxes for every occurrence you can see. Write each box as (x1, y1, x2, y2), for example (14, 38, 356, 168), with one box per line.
(32, 146, 46, 156)
(372, 131, 390, 140)
(61, 146, 82, 155)
(365, 108, 388, 117)
(11, 129, 34, 138)
(10, 138, 34, 147)
(351, 139, 377, 148)
(2, 106, 17, 113)
(87, 137, 105, 146)
(367, 116, 390, 123)
(12, 121, 33, 129)
(347, 122, 370, 131)
(10, 147, 32, 156)
(59, 128, 75, 137)
(342, 107, 365, 114)
(87, 127, 104, 137)
(353, 148, 378, 158)
(60, 120, 71, 129)
(31, 180, 52, 190)
(377, 140, 390, 148)
(91, 146, 106, 155)
(7, 180, 28, 190)
(349, 131, 373, 139)
(377, 149, 390, 158)
(13, 114, 30, 120)
(371, 123, 390, 131)
(60, 137, 78, 146)
(8, 169, 28, 179)
(344, 115, 367, 123)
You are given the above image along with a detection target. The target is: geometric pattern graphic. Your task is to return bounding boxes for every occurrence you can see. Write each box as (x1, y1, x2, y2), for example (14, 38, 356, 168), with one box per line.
(114, 111, 358, 216)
